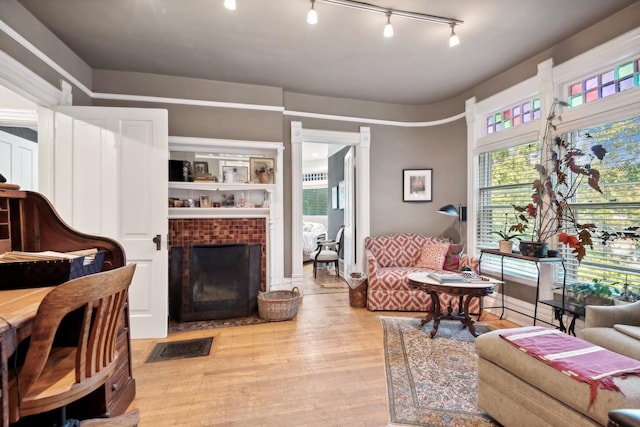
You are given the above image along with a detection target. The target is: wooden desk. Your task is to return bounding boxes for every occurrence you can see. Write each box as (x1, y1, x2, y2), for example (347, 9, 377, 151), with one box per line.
(0, 287, 53, 427)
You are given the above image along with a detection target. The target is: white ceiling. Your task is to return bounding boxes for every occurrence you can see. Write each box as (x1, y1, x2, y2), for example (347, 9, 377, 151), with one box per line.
(14, 0, 640, 105)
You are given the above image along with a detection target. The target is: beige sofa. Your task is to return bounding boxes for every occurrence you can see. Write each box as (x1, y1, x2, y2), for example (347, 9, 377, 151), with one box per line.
(577, 300, 640, 361)
(476, 327, 640, 426)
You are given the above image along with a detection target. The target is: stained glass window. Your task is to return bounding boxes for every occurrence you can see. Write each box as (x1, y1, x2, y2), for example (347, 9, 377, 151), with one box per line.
(485, 98, 540, 135)
(568, 57, 639, 108)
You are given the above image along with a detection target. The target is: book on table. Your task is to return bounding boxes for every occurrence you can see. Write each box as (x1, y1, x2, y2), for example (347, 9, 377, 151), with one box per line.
(426, 271, 493, 284)
(426, 272, 466, 283)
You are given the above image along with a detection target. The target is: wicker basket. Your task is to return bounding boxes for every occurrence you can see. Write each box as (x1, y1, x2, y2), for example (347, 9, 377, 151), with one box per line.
(348, 273, 368, 308)
(257, 287, 300, 321)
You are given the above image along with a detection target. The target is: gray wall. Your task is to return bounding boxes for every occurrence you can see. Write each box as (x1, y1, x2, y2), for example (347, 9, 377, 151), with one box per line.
(368, 121, 467, 239)
(1, 0, 639, 276)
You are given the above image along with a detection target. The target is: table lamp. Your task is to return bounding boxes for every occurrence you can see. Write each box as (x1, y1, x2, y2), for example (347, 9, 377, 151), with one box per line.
(437, 204, 467, 241)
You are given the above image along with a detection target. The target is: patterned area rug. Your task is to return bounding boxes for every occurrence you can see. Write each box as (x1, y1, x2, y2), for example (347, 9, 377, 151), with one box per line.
(381, 317, 499, 427)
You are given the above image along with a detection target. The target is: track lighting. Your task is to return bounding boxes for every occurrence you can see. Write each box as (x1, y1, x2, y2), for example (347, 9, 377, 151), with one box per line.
(383, 12, 393, 38)
(317, 0, 462, 46)
(449, 23, 460, 47)
(224, 0, 463, 47)
(307, 0, 318, 25)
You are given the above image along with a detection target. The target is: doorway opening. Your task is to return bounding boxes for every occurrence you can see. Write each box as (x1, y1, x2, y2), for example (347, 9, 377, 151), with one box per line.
(290, 121, 371, 292)
(301, 142, 349, 295)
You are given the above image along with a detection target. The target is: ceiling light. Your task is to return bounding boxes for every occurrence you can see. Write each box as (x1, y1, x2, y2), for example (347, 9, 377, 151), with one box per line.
(383, 12, 393, 38)
(315, 0, 462, 46)
(449, 23, 460, 47)
(307, 0, 318, 25)
(223, 0, 236, 11)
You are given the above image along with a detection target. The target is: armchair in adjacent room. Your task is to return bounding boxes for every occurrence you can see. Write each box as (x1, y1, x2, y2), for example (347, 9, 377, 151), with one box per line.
(310, 226, 344, 278)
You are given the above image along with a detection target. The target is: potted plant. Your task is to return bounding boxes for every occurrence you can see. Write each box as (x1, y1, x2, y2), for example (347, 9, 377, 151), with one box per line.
(568, 278, 619, 306)
(508, 98, 608, 261)
(493, 213, 523, 253)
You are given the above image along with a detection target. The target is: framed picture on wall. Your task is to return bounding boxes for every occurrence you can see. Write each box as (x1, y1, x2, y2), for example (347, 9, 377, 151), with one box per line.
(331, 186, 338, 209)
(403, 168, 432, 202)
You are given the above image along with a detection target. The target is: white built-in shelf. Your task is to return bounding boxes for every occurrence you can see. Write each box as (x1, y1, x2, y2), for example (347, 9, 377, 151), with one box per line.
(169, 182, 276, 192)
(168, 207, 270, 218)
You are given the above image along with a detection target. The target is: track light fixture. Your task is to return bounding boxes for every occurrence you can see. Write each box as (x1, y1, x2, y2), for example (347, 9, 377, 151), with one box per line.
(314, 0, 463, 46)
(307, 0, 318, 25)
(383, 11, 393, 38)
(223, 0, 463, 47)
(449, 23, 460, 47)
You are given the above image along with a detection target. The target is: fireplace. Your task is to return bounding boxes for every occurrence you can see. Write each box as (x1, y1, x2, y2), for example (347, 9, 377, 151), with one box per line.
(170, 243, 261, 322)
(168, 217, 267, 322)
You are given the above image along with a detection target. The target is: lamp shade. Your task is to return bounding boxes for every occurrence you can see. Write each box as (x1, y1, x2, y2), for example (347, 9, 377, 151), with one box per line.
(437, 204, 459, 217)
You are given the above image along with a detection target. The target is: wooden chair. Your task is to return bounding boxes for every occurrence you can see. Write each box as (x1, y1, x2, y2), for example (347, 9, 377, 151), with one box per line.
(8, 264, 137, 426)
(310, 226, 344, 278)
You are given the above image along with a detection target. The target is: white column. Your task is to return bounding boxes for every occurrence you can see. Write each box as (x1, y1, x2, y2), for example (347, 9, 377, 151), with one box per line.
(356, 127, 371, 272)
(290, 121, 304, 289)
(465, 97, 476, 254)
(269, 144, 286, 290)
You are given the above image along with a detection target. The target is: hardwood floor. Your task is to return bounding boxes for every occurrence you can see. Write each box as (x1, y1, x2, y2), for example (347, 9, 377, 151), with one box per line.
(127, 265, 517, 426)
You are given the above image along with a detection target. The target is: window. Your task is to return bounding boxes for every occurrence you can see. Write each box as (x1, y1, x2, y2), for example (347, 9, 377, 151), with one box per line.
(557, 115, 640, 289)
(477, 115, 640, 288)
(302, 188, 328, 215)
(477, 141, 541, 279)
(485, 98, 541, 135)
(568, 58, 640, 107)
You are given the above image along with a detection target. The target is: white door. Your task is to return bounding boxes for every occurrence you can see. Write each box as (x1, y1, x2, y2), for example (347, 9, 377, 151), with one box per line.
(0, 130, 38, 190)
(40, 106, 168, 339)
(343, 148, 354, 277)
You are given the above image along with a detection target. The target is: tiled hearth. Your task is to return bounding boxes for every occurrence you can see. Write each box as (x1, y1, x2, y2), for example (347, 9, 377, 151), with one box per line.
(168, 218, 267, 291)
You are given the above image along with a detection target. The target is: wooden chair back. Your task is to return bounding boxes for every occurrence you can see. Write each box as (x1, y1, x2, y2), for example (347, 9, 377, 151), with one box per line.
(10, 264, 136, 422)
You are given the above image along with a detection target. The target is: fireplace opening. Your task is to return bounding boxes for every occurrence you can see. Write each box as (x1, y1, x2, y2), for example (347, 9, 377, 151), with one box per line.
(170, 243, 261, 322)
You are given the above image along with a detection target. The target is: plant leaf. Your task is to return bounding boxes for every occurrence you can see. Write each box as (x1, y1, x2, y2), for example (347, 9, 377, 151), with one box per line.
(588, 169, 603, 193)
(591, 144, 607, 160)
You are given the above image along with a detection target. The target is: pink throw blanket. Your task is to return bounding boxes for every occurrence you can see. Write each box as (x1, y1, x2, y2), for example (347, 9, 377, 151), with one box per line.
(499, 327, 640, 407)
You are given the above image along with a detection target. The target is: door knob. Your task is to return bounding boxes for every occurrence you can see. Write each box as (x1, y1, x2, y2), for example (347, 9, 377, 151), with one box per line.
(152, 234, 161, 251)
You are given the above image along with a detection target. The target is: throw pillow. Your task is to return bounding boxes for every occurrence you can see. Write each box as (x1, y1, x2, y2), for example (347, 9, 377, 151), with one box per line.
(443, 244, 464, 272)
(415, 242, 451, 270)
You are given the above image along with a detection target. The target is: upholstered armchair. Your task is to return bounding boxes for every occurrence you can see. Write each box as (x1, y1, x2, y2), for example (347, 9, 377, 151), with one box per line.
(577, 300, 640, 360)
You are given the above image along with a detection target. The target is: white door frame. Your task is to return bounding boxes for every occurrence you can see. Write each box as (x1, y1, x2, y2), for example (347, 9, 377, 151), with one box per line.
(290, 121, 370, 288)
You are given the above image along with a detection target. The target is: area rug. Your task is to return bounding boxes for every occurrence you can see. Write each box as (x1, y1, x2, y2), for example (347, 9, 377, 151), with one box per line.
(146, 337, 213, 363)
(168, 315, 269, 333)
(381, 317, 499, 427)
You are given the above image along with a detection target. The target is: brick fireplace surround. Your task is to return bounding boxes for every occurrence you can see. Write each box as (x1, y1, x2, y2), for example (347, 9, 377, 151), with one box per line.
(168, 218, 267, 291)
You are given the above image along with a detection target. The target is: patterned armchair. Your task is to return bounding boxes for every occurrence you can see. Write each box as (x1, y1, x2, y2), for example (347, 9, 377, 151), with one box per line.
(365, 233, 479, 311)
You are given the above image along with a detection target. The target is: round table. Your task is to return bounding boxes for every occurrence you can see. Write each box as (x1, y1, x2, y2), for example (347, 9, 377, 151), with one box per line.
(408, 272, 495, 338)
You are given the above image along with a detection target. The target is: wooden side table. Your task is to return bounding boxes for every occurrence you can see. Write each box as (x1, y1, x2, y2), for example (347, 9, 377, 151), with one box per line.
(408, 272, 497, 338)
